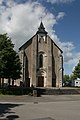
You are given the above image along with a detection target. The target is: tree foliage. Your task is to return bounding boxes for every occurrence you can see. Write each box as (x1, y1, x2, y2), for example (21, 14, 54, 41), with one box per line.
(0, 34, 22, 85)
(69, 74, 76, 80)
(63, 74, 70, 82)
(73, 62, 80, 79)
(63, 74, 72, 86)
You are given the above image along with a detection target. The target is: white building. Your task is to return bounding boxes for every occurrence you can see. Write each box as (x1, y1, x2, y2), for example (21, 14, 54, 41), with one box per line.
(71, 78, 80, 87)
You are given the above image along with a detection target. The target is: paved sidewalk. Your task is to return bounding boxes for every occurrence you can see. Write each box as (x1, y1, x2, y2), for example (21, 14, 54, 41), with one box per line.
(0, 101, 80, 120)
(0, 94, 80, 102)
(0, 95, 80, 120)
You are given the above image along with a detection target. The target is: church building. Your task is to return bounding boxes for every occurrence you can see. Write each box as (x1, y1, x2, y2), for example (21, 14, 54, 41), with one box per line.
(19, 22, 63, 88)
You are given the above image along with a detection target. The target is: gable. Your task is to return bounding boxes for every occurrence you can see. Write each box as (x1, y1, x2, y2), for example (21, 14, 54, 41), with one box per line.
(19, 33, 62, 53)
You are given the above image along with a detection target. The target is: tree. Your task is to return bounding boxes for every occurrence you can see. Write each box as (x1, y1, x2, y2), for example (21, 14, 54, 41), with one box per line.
(63, 74, 70, 82)
(73, 62, 80, 79)
(69, 74, 76, 80)
(63, 74, 71, 86)
(0, 34, 22, 86)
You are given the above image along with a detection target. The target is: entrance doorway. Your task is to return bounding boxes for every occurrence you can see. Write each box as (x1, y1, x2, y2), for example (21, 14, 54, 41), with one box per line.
(38, 76, 44, 87)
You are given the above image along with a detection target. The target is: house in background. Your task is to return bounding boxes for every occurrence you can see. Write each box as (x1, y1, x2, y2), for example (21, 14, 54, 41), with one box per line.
(19, 22, 63, 88)
(71, 78, 80, 87)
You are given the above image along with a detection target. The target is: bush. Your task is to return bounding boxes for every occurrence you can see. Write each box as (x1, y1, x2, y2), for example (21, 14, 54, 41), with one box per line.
(0, 86, 33, 95)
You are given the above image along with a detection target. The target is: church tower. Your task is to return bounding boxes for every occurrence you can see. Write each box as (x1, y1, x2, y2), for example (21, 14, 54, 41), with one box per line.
(36, 22, 49, 87)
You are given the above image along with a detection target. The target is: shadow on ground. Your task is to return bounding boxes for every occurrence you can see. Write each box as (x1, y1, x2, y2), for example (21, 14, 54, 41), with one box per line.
(32, 117, 55, 120)
(0, 103, 22, 120)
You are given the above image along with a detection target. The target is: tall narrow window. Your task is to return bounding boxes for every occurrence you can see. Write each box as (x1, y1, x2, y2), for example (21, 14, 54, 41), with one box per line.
(39, 54, 43, 68)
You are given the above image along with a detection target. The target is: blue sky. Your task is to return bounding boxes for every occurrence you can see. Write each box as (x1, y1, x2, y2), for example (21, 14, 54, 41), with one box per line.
(45, 0, 80, 74)
(54, 0, 80, 74)
(54, 1, 80, 45)
(0, 0, 80, 75)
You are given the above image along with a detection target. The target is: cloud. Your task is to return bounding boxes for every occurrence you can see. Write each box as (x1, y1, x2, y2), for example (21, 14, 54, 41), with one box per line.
(56, 12, 65, 20)
(60, 42, 75, 63)
(6, 0, 16, 7)
(47, 0, 75, 4)
(61, 41, 80, 74)
(0, 0, 79, 74)
(0, 0, 3, 5)
(58, 41, 72, 61)
(0, 0, 58, 50)
(63, 51, 80, 75)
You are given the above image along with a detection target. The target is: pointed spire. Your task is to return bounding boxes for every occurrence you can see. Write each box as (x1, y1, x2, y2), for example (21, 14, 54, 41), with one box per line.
(39, 21, 45, 30)
(36, 21, 47, 35)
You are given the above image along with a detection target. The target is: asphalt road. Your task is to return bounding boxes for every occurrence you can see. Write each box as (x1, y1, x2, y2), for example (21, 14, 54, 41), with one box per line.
(0, 95, 80, 120)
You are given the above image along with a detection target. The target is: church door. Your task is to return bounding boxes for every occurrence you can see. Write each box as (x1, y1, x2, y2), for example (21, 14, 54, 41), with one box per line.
(38, 77, 44, 87)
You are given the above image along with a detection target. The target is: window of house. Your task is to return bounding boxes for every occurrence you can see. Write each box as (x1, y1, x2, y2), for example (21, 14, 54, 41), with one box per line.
(76, 82, 78, 84)
(39, 54, 43, 68)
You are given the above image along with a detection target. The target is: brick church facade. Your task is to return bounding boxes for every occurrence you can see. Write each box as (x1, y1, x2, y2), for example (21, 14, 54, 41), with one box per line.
(19, 22, 63, 88)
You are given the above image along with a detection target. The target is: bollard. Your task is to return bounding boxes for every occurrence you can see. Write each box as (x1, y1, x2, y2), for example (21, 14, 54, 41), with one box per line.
(33, 90, 37, 97)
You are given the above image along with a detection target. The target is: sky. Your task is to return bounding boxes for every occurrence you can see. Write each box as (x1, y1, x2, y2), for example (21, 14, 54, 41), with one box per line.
(0, 0, 80, 75)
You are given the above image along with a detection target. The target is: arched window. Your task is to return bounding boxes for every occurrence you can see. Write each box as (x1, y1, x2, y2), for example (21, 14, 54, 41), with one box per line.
(39, 54, 43, 68)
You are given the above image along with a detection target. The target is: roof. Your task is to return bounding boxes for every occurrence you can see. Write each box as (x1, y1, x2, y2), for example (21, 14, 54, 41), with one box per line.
(19, 34, 36, 50)
(36, 21, 47, 34)
(19, 34, 63, 53)
(19, 22, 63, 53)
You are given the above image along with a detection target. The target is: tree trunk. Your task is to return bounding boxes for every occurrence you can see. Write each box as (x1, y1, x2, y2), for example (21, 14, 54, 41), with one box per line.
(8, 78, 10, 86)
(0, 78, 1, 88)
(12, 79, 14, 86)
(2, 78, 4, 87)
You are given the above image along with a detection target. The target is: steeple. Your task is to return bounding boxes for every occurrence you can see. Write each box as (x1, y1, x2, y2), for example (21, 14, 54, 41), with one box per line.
(36, 21, 47, 35)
